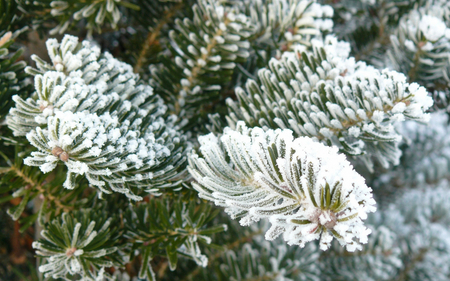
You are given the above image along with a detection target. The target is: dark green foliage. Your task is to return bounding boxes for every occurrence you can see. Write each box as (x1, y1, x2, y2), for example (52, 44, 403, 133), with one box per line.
(124, 0, 195, 76)
(29, 0, 139, 35)
(124, 196, 226, 280)
(320, 224, 402, 281)
(222, 42, 432, 169)
(150, 0, 253, 131)
(197, 241, 320, 281)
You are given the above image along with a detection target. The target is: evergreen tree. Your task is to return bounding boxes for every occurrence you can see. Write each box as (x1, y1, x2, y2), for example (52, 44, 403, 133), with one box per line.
(1, 0, 450, 280)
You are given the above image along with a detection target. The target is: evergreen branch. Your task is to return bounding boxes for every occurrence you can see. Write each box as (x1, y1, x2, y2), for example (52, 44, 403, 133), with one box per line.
(224, 36, 433, 169)
(189, 123, 376, 251)
(407, 47, 423, 83)
(124, 198, 226, 279)
(8, 35, 191, 199)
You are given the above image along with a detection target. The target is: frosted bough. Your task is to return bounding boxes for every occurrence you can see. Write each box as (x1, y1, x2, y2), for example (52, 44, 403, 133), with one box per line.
(188, 122, 376, 251)
(224, 36, 433, 170)
(7, 35, 190, 200)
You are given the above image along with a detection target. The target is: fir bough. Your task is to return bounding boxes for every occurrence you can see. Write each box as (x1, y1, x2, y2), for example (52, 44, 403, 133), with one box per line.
(189, 122, 376, 251)
(8, 35, 191, 200)
(223, 36, 433, 169)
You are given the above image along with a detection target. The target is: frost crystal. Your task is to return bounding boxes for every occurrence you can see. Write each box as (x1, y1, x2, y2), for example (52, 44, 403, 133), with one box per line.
(189, 122, 376, 251)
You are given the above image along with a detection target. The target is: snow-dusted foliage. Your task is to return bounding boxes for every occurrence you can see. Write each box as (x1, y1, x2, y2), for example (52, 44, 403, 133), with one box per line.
(199, 241, 321, 281)
(188, 122, 376, 251)
(224, 36, 433, 170)
(38, 0, 126, 35)
(4, 0, 450, 279)
(388, 180, 450, 281)
(242, 0, 334, 52)
(388, 5, 450, 87)
(321, 225, 402, 281)
(7, 35, 189, 200)
(150, 0, 253, 119)
(32, 209, 123, 281)
(0, 30, 31, 120)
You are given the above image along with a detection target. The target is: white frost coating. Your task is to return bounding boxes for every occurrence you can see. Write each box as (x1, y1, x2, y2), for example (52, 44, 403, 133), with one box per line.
(419, 15, 448, 42)
(189, 122, 376, 251)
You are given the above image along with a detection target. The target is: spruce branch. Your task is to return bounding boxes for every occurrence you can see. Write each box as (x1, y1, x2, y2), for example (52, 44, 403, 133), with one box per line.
(0, 30, 32, 121)
(8, 165, 71, 213)
(191, 240, 320, 281)
(378, 112, 450, 188)
(382, 180, 450, 281)
(0, 145, 84, 225)
(387, 6, 450, 87)
(320, 224, 402, 281)
(31, 0, 139, 35)
(150, 0, 253, 125)
(181, 227, 264, 281)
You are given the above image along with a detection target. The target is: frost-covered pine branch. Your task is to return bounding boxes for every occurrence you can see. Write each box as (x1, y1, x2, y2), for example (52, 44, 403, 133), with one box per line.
(388, 5, 450, 86)
(2, 0, 450, 280)
(150, 0, 253, 122)
(380, 111, 450, 187)
(237, 0, 334, 71)
(320, 220, 402, 281)
(150, 0, 334, 129)
(197, 240, 320, 281)
(123, 198, 227, 280)
(189, 122, 376, 251)
(7, 35, 190, 200)
(385, 180, 450, 280)
(0, 30, 32, 120)
(223, 36, 433, 170)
